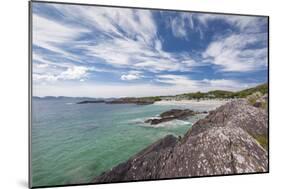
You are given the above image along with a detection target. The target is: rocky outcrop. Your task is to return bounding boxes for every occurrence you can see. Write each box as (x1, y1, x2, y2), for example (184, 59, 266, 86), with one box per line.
(106, 98, 157, 105)
(77, 98, 159, 105)
(93, 100, 268, 183)
(77, 100, 105, 104)
(144, 109, 202, 125)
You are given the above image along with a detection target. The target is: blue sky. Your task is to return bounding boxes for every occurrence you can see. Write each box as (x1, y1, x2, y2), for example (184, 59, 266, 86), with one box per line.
(32, 2, 268, 97)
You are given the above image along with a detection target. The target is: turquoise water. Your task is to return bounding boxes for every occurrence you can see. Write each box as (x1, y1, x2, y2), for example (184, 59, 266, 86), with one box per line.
(31, 98, 208, 187)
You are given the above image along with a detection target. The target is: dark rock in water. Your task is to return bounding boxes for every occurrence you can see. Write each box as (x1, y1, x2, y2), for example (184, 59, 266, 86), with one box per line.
(145, 117, 175, 125)
(160, 109, 196, 118)
(77, 100, 105, 104)
(145, 109, 198, 125)
(93, 100, 268, 183)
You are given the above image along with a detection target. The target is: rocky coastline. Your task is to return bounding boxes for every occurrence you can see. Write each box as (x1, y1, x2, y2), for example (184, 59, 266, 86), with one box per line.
(106, 97, 158, 105)
(93, 99, 268, 183)
(77, 97, 159, 105)
(77, 100, 105, 104)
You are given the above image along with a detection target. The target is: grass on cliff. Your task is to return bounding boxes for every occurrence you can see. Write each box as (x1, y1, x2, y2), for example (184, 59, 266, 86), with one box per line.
(235, 83, 268, 98)
(252, 134, 268, 150)
(246, 91, 268, 110)
(172, 83, 268, 100)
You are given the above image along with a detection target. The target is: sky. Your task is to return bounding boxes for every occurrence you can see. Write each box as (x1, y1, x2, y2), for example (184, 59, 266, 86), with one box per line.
(32, 2, 268, 98)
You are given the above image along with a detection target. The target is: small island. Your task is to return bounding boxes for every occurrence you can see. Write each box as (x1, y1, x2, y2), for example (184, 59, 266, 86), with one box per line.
(77, 97, 161, 105)
(77, 100, 105, 104)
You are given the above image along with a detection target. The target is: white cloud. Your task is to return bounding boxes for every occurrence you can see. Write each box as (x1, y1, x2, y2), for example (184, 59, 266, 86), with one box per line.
(167, 13, 194, 39)
(204, 33, 267, 72)
(42, 4, 198, 73)
(58, 66, 88, 80)
(79, 34, 199, 73)
(33, 14, 89, 62)
(155, 74, 251, 92)
(35, 64, 49, 68)
(33, 76, 258, 98)
(121, 74, 139, 81)
(33, 66, 89, 82)
(32, 4, 267, 97)
(121, 71, 142, 80)
(156, 75, 198, 88)
(170, 16, 187, 38)
(33, 73, 58, 82)
(196, 14, 266, 33)
(51, 4, 156, 45)
(201, 79, 249, 89)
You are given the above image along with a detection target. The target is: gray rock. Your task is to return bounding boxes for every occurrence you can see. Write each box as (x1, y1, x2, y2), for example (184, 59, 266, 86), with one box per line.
(93, 100, 268, 183)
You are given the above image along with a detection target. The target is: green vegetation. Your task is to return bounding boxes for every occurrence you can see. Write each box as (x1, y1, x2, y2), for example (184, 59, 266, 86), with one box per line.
(141, 96, 162, 101)
(174, 83, 268, 100)
(143, 83, 268, 103)
(246, 90, 268, 110)
(234, 83, 268, 98)
(180, 91, 206, 99)
(252, 134, 268, 150)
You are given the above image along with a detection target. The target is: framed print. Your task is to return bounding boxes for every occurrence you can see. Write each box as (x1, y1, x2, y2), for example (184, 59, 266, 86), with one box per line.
(29, 1, 269, 188)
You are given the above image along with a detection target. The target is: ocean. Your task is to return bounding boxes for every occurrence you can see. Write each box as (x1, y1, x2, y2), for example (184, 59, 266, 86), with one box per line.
(31, 98, 223, 187)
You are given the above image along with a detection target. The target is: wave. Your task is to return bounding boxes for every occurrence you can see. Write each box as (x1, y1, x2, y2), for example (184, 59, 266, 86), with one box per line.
(144, 119, 192, 128)
(66, 102, 74, 105)
(128, 117, 192, 128)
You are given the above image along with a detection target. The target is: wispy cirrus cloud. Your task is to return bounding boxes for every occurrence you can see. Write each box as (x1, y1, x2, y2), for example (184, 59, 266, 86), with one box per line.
(166, 12, 194, 39)
(155, 74, 250, 91)
(33, 14, 89, 63)
(32, 2, 268, 97)
(203, 33, 267, 72)
(33, 3, 199, 78)
(196, 14, 267, 33)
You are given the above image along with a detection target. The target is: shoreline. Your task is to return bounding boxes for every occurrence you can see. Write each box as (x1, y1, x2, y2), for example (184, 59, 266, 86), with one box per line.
(155, 99, 231, 105)
(93, 99, 268, 183)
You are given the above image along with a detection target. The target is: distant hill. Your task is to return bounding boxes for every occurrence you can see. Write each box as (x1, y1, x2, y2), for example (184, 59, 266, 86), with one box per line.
(234, 83, 268, 98)
(32, 96, 115, 101)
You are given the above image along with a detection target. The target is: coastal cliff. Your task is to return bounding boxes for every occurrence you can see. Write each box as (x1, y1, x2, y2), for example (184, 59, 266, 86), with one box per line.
(93, 99, 268, 183)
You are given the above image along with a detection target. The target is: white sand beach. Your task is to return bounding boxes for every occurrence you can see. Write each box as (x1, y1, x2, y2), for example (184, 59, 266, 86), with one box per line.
(154, 99, 231, 111)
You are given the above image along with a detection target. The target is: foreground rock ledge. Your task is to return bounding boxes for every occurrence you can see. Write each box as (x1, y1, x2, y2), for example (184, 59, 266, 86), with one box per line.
(93, 100, 268, 183)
